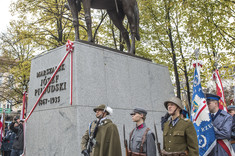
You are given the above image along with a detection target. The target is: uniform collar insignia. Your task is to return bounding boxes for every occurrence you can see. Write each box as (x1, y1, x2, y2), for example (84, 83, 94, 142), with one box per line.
(136, 123, 146, 130)
(169, 117, 180, 127)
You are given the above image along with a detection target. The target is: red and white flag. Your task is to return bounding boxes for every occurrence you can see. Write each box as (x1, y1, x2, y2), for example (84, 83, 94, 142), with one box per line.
(213, 69, 227, 111)
(0, 113, 3, 147)
(20, 91, 27, 120)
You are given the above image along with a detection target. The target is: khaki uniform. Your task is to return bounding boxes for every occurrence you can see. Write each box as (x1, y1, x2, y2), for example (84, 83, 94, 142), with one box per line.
(163, 117, 199, 156)
(81, 118, 122, 156)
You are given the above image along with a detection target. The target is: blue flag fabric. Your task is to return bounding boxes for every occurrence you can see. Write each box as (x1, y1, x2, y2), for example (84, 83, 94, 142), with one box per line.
(191, 65, 216, 156)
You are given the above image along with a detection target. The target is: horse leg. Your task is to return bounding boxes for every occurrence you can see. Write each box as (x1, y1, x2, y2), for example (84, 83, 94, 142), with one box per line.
(126, 13, 137, 54)
(121, 0, 139, 54)
(130, 31, 135, 54)
(125, 12, 136, 54)
(107, 10, 131, 53)
(67, 0, 81, 41)
(131, 0, 140, 54)
(82, 0, 93, 42)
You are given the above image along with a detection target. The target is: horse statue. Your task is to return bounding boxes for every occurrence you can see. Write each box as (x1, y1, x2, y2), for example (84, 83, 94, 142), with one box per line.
(67, 0, 140, 54)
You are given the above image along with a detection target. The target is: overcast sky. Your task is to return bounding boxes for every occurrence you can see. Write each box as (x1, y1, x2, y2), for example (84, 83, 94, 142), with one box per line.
(0, 1, 13, 33)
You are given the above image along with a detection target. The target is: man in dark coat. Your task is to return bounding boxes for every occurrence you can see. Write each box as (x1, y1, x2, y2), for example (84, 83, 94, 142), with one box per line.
(129, 108, 156, 156)
(162, 97, 199, 156)
(1, 125, 16, 156)
(81, 104, 122, 156)
(9, 116, 24, 156)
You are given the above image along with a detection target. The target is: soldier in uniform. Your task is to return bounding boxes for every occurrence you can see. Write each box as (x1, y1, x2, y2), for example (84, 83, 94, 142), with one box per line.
(129, 108, 156, 156)
(81, 104, 122, 156)
(206, 93, 234, 156)
(228, 105, 235, 151)
(162, 97, 199, 156)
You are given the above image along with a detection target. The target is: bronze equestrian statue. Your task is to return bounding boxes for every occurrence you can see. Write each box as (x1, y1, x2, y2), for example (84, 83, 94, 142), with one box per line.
(67, 0, 140, 54)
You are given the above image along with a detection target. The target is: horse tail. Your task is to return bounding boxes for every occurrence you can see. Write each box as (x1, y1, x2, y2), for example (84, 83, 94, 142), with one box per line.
(134, 0, 140, 41)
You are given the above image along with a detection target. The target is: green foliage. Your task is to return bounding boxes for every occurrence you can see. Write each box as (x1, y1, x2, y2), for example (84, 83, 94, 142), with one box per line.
(10, 0, 76, 50)
(0, 27, 34, 106)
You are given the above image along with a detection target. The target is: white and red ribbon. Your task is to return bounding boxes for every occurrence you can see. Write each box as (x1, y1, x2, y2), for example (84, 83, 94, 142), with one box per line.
(66, 40, 74, 53)
(66, 40, 74, 105)
(193, 60, 203, 68)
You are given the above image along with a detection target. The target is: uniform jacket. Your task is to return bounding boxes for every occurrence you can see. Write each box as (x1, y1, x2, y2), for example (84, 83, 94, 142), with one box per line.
(81, 118, 122, 156)
(129, 123, 156, 156)
(163, 117, 199, 156)
(209, 110, 233, 156)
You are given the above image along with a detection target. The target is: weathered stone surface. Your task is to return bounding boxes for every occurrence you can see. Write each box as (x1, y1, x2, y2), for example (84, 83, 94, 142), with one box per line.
(26, 41, 174, 156)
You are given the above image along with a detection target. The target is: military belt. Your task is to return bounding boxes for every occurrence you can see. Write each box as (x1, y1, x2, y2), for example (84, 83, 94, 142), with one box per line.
(161, 150, 188, 156)
(128, 150, 146, 156)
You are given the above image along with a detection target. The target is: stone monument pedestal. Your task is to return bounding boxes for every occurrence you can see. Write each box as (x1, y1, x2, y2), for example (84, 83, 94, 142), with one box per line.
(26, 41, 174, 155)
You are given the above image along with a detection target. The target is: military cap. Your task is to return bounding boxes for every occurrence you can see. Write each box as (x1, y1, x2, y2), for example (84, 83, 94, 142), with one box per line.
(93, 104, 112, 115)
(94, 104, 106, 112)
(130, 108, 147, 116)
(164, 97, 183, 110)
(227, 105, 235, 110)
(205, 93, 220, 101)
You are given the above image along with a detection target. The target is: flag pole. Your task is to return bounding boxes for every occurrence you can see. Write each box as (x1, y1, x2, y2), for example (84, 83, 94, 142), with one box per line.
(192, 48, 200, 116)
(194, 48, 200, 78)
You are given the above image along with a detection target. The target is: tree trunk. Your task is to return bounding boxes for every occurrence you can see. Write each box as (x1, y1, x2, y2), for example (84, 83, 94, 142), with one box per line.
(175, 11, 191, 111)
(165, 0, 181, 98)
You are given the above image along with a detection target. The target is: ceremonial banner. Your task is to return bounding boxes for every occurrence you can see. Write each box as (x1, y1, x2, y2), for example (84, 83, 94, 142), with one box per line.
(191, 62, 216, 156)
(213, 69, 227, 111)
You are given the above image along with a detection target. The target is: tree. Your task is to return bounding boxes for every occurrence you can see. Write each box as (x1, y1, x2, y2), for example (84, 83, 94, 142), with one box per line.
(0, 27, 34, 107)
(185, 0, 235, 89)
(138, 0, 193, 99)
(10, 0, 76, 50)
(10, 0, 115, 51)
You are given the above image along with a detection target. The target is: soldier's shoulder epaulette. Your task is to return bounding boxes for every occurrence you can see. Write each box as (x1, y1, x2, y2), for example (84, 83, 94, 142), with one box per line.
(220, 110, 228, 116)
